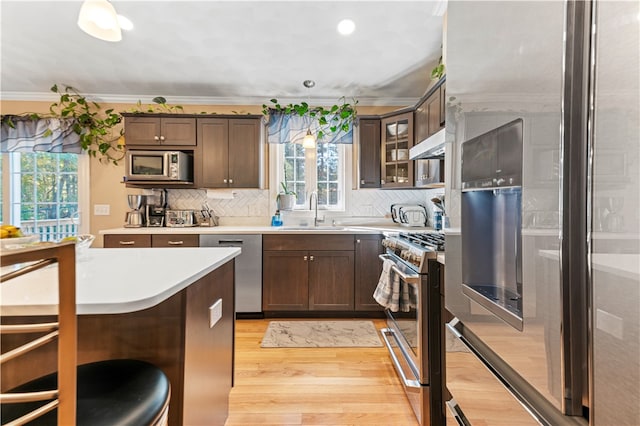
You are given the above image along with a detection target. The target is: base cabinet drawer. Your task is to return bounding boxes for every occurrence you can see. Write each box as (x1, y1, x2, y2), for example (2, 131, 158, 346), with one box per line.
(152, 234, 199, 247)
(104, 234, 151, 248)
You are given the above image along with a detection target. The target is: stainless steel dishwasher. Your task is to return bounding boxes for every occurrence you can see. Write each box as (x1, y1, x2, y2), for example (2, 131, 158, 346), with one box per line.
(200, 234, 262, 317)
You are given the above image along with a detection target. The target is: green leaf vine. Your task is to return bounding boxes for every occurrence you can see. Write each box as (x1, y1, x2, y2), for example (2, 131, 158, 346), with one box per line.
(262, 96, 358, 140)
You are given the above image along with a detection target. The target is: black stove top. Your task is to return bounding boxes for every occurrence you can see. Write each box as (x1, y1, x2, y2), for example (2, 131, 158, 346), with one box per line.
(397, 232, 445, 252)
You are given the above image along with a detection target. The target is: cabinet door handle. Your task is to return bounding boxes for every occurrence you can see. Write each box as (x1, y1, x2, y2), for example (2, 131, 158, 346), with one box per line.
(229, 178, 233, 184)
(154, 136, 160, 141)
(303, 255, 308, 261)
(360, 179, 365, 185)
(159, 135, 165, 141)
(167, 240, 184, 245)
(309, 255, 314, 261)
(119, 241, 135, 245)
(223, 178, 228, 183)
(356, 239, 361, 244)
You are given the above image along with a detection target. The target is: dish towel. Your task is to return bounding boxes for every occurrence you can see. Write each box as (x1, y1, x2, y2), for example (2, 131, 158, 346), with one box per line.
(373, 258, 412, 312)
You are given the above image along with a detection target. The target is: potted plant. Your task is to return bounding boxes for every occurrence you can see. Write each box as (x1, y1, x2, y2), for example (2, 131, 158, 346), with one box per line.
(277, 181, 297, 211)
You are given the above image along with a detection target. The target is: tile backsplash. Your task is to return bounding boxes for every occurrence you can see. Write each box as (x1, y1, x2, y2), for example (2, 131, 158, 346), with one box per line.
(165, 187, 444, 226)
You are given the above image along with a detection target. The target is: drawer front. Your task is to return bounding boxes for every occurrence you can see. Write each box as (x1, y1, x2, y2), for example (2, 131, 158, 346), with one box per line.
(152, 234, 199, 247)
(104, 234, 151, 248)
(263, 234, 354, 251)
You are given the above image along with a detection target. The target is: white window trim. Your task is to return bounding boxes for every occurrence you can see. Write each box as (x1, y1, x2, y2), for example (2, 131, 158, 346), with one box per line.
(269, 143, 351, 213)
(1, 151, 90, 235)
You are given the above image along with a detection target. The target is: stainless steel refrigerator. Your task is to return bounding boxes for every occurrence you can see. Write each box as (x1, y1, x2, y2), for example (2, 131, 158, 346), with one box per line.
(443, 1, 639, 425)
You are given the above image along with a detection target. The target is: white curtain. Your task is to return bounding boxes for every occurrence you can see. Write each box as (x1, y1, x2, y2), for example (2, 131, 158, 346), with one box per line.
(266, 111, 353, 144)
(1, 117, 82, 153)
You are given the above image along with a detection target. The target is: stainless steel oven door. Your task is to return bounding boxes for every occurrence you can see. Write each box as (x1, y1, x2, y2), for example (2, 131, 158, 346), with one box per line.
(378, 255, 430, 384)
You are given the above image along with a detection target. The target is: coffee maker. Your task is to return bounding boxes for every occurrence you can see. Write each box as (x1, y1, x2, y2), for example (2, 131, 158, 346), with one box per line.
(145, 189, 167, 227)
(124, 195, 145, 227)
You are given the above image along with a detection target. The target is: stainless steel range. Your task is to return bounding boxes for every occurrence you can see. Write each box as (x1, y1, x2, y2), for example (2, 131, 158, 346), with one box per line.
(377, 231, 445, 426)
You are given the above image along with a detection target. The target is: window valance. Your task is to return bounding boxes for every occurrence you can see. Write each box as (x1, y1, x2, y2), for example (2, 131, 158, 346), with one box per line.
(1, 117, 82, 153)
(266, 111, 353, 145)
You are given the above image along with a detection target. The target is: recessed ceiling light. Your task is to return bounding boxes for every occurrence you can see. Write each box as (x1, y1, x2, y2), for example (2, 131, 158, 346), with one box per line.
(117, 15, 133, 31)
(337, 19, 355, 36)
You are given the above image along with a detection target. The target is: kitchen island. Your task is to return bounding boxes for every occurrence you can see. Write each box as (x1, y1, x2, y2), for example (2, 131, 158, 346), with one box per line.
(1, 247, 240, 426)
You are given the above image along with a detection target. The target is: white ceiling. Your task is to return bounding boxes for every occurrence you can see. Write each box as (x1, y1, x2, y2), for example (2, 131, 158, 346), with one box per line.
(0, 1, 444, 107)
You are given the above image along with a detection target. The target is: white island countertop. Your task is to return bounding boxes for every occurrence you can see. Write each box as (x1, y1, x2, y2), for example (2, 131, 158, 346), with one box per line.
(1, 247, 240, 316)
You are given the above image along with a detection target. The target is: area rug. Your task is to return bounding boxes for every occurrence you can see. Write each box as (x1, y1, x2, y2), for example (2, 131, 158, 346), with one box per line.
(260, 320, 383, 348)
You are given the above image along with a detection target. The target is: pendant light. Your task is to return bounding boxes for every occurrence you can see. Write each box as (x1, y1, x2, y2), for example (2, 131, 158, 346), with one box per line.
(301, 80, 316, 149)
(78, 0, 122, 42)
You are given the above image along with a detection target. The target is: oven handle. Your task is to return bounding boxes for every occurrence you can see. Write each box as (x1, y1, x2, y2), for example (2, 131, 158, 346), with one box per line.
(378, 254, 420, 284)
(380, 328, 421, 388)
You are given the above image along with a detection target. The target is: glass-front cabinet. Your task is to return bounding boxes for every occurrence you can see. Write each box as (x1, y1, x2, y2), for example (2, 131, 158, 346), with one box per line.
(381, 111, 414, 188)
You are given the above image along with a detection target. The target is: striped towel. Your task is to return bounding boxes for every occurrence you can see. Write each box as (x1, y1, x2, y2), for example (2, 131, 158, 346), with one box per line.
(373, 258, 412, 312)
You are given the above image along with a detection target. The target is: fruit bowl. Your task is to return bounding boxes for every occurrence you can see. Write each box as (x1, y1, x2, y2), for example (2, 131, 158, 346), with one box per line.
(0, 234, 40, 251)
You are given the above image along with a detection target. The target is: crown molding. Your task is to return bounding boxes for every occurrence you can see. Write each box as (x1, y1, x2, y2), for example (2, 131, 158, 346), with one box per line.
(0, 91, 418, 107)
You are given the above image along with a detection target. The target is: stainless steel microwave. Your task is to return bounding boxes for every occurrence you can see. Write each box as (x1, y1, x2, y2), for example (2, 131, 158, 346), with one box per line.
(125, 150, 193, 183)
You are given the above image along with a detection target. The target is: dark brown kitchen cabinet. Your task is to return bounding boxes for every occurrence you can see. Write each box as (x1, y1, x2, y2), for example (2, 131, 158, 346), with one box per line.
(262, 251, 309, 311)
(262, 235, 355, 312)
(308, 250, 354, 310)
(358, 118, 381, 188)
(198, 117, 261, 188)
(381, 111, 414, 188)
(104, 234, 199, 248)
(151, 234, 199, 247)
(104, 234, 151, 248)
(123, 116, 196, 146)
(414, 80, 445, 145)
(354, 234, 385, 311)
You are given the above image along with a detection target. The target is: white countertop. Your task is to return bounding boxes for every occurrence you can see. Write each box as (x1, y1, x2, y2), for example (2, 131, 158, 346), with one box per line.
(99, 224, 434, 235)
(0, 247, 240, 316)
(539, 250, 640, 280)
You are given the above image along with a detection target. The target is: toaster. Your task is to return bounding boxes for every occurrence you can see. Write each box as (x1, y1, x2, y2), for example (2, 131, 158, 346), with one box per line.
(165, 210, 198, 227)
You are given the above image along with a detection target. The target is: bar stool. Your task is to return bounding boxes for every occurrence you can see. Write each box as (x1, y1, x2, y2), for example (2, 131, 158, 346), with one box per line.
(1, 243, 171, 425)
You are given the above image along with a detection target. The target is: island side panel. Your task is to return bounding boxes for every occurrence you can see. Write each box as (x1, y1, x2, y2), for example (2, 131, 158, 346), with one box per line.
(183, 259, 235, 426)
(0, 259, 236, 426)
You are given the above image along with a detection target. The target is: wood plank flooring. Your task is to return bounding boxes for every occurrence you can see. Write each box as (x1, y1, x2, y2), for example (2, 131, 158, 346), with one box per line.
(225, 318, 419, 426)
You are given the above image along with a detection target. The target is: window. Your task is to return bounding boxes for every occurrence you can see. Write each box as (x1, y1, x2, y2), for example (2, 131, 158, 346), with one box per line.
(1, 152, 89, 241)
(279, 142, 347, 210)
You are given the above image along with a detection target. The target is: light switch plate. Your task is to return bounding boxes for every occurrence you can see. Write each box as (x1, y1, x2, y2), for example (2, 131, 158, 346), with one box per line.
(209, 299, 223, 328)
(94, 204, 110, 215)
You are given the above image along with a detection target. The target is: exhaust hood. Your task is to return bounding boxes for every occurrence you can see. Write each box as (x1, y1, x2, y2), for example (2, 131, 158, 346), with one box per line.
(409, 128, 445, 160)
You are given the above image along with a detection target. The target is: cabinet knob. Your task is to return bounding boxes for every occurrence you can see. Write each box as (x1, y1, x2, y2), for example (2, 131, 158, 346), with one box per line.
(229, 178, 233, 184)
(360, 179, 365, 185)
(356, 239, 361, 244)
(309, 255, 314, 261)
(303, 255, 308, 261)
(154, 136, 160, 141)
(159, 135, 165, 141)
(223, 179, 228, 183)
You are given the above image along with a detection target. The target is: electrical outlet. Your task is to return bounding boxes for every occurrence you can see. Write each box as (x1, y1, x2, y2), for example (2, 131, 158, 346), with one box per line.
(94, 204, 110, 215)
(209, 299, 223, 328)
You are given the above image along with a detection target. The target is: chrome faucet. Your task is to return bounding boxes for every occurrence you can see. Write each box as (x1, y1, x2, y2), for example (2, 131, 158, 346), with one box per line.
(309, 191, 324, 227)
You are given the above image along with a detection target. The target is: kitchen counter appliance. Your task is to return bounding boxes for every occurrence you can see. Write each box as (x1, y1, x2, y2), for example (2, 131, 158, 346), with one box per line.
(378, 231, 445, 425)
(165, 210, 197, 227)
(125, 150, 193, 184)
(200, 234, 262, 317)
(390, 204, 428, 227)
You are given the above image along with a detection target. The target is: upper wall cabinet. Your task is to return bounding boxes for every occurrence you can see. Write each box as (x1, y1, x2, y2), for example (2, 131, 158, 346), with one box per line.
(123, 115, 196, 146)
(198, 117, 262, 188)
(358, 118, 381, 188)
(381, 111, 414, 188)
(414, 79, 446, 145)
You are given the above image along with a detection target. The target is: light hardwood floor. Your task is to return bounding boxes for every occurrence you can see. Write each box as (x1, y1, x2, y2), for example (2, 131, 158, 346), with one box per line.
(225, 318, 419, 426)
